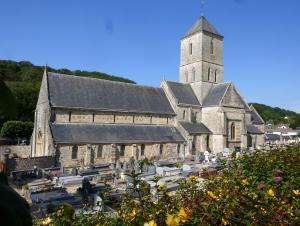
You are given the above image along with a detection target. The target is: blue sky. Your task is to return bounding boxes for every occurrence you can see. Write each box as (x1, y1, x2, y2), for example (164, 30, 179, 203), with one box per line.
(1, 0, 300, 112)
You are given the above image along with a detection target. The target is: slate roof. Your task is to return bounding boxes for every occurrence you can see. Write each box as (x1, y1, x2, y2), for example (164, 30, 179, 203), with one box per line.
(183, 16, 223, 39)
(165, 81, 200, 106)
(265, 133, 281, 141)
(50, 123, 185, 144)
(179, 121, 212, 135)
(202, 83, 230, 106)
(47, 72, 175, 115)
(247, 124, 264, 134)
(250, 105, 265, 125)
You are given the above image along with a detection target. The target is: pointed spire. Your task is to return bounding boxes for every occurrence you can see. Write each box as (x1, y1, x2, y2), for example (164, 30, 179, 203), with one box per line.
(183, 16, 223, 39)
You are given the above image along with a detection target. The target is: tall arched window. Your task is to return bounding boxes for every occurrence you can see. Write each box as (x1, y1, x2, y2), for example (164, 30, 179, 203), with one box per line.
(71, 145, 78, 160)
(208, 67, 211, 81)
(189, 43, 193, 55)
(97, 145, 103, 158)
(231, 123, 236, 140)
(210, 38, 214, 54)
(183, 110, 186, 120)
(192, 68, 196, 81)
(141, 144, 145, 156)
(214, 70, 218, 83)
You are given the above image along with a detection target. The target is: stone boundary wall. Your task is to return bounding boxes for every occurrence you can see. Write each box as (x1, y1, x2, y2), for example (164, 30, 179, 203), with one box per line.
(0, 145, 31, 158)
(6, 156, 56, 173)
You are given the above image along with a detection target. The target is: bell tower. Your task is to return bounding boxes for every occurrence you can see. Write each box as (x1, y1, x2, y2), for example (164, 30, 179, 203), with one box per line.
(179, 16, 224, 85)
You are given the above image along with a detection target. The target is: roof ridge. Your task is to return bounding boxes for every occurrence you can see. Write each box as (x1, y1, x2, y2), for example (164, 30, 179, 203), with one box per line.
(47, 71, 162, 90)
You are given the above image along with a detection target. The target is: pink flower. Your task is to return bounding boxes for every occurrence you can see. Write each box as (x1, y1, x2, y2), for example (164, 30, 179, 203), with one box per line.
(273, 176, 283, 182)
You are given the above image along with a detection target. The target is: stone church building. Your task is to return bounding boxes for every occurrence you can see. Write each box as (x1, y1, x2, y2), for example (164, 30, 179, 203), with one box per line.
(31, 16, 265, 170)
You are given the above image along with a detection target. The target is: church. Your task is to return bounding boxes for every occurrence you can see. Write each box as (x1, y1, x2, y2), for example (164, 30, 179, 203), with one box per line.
(31, 16, 265, 170)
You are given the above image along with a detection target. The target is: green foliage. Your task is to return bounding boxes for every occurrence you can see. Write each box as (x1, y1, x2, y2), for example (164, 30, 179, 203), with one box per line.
(39, 146, 300, 226)
(1, 120, 33, 139)
(0, 79, 17, 119)
(250, 103, 300, 128)
(0, 60, 135, 83)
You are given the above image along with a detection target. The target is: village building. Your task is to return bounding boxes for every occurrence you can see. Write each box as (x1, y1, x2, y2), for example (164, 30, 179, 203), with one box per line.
(31, 16, 265, 170)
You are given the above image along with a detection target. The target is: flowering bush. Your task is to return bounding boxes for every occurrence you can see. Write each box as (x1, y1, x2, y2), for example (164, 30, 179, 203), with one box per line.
(37, 146, 300, 226)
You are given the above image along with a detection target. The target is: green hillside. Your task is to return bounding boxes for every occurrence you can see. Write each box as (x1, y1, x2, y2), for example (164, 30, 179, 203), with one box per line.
(0, 60, 135, 130)
(250, 103, 300, 129)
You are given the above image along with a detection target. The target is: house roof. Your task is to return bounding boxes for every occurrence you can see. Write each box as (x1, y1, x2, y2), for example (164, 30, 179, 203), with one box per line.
(247, 124, 264, 134)
(183, 16, 223, 39)
(250, 105, 265, 125)
(202, 83, 230, 107)
(265, 133, 281, 141)
(165, 81, 200, 106)
(179, 121, 212, 135)
(47, 72, 175, 115)
(50, 123, 185, 144)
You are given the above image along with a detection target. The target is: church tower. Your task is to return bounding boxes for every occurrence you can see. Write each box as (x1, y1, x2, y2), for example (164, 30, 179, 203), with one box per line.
(179, 16, 224, 103)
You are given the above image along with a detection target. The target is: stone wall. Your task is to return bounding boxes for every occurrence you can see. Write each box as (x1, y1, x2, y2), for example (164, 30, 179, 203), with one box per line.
(6, 156, 56, 173)
(0, 145, 31, 158)
(58, 142, 180, 169)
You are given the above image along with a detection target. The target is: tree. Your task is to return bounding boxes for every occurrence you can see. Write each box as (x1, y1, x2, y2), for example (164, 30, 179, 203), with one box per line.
(0, 121, 33, 140)
(0, 80, 16, 119)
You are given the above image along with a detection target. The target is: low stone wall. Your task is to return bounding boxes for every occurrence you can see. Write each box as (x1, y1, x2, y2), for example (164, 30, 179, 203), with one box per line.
(6, 156, 56, 173)
(0, 145, 31, 158)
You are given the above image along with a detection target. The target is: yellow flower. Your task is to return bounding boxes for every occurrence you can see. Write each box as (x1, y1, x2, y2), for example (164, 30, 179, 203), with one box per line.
(177, 208, 190, 222)
(189, 175, 198, 181)
(41, 217, 52, 225)
(166, 192, 173, 197)
(153, 201, 158, 205)
(292, 190, 300, 196)
(267, 189, 275, 197)
(144, 220, 157, 226)
(241, 179, 248, 186)
(130, 209, 137, 218)
(158, 184, 167, 190)
(222, 218, 229, 225)
(207, 191, 219, 201)
(166, 214, 180, 226)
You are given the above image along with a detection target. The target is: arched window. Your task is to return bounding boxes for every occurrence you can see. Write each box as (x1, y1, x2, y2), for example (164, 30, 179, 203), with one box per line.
(210, 38, 214, 54)
(214, 70, 218, 83)
(97, 145, 103, 158)
(208, 67, 211, 81)
(192, 68, 196, 81)
(177, 144, 181, 154)
(71, 145, 78, 160)
(159, 144, 163, 155)
(183, 110, 186, 120)
(231, 123, 236, 140)
(120, 145, 125, 156)
(189, 43, 193, 55)
(141, 144, 145, 156)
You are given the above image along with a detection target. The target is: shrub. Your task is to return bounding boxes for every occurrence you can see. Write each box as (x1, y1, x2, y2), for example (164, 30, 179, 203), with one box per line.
(37, 146, 300, 226)
(1, 120, 33, 140)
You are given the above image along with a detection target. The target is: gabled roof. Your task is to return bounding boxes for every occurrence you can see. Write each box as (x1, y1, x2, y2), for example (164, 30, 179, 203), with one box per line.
(179, 121, 212, 135)
(50, 123, 184, 144)
(250, 105, 265, 125)
(183, 16, 223, 39)
(47, 72, 175, 115)
(247, 124, 264, 134)
(165, 81, 200, 106)
(202, 83, 230, 107)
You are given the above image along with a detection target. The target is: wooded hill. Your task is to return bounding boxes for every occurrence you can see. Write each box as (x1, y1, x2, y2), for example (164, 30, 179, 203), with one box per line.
(0, 60, 135, 130)
(250, 103, 300, 129)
